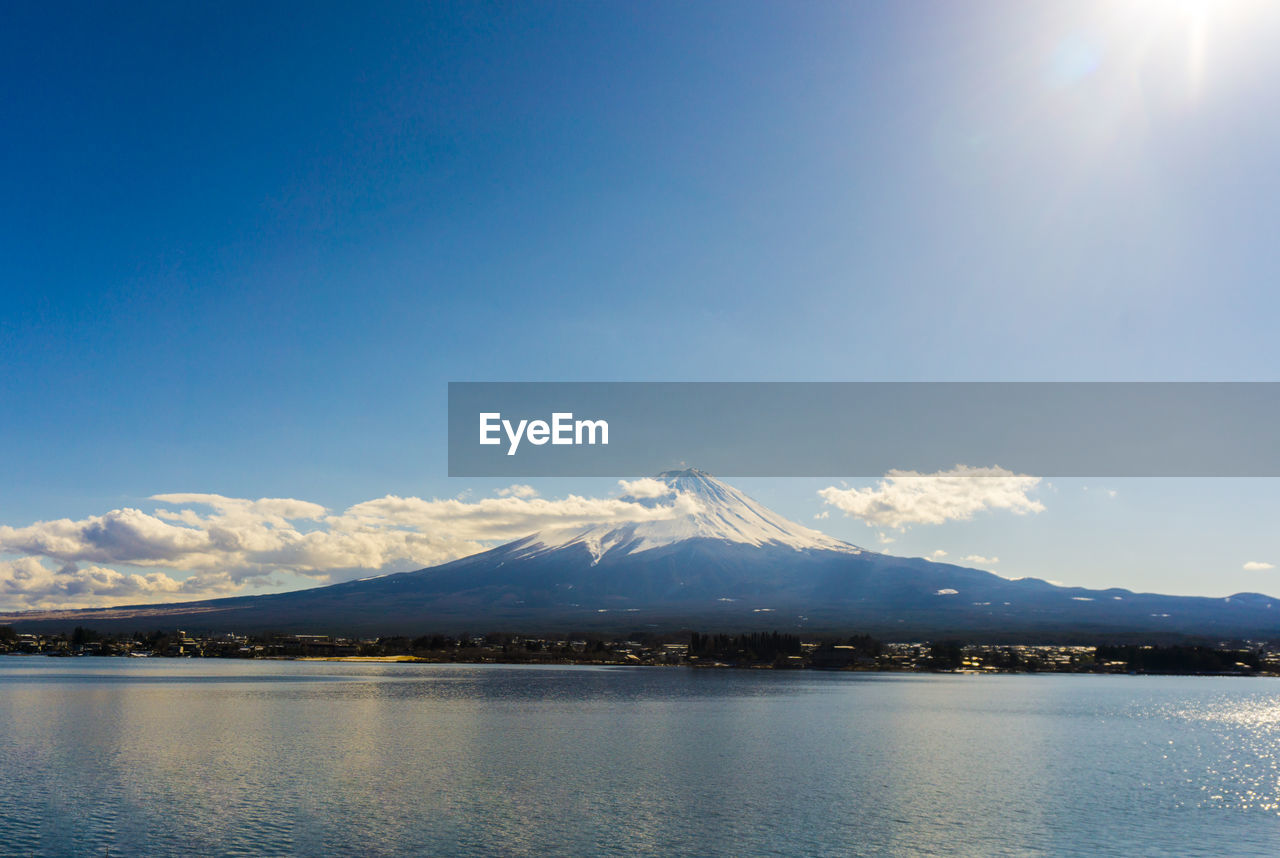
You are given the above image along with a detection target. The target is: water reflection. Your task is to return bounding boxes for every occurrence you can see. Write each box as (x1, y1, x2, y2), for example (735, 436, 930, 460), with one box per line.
(2, 661, 1279, 856)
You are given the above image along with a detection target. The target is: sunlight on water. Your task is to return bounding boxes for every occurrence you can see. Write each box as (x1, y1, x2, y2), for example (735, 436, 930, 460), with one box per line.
(1152, 695, 1280, 815)
(2, 661, 1280, 856)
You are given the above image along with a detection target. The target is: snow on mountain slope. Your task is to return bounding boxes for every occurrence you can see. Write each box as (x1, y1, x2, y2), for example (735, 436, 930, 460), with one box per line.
(512, 468, 862, 563)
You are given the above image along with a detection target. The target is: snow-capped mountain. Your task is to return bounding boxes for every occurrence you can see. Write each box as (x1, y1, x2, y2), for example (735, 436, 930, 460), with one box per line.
(513, 468, 860, 563)
(6, 470, 1280, 640)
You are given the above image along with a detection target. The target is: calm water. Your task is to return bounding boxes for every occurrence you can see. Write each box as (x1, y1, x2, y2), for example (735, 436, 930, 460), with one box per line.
(2, 660, 1279, 856)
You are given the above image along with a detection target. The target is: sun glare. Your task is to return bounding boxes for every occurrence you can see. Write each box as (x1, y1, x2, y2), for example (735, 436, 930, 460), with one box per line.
(1095, 0, 1272, 105)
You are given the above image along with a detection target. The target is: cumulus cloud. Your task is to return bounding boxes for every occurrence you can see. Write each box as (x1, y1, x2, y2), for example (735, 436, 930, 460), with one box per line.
(929, 550, 948, 560)
(2, 507, 214, 565)
(960, 554, 999, 565)
(618, 478, 673, 499)
(0, 557, 237, 611)
(818, 465, 1044, 529)
(496, 485, 539, 499)
(1243, 561, 1275, 571)
(0, 487, 701, 610)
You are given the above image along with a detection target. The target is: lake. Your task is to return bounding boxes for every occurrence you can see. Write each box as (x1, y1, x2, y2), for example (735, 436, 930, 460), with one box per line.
(1, 659, 1278, 856)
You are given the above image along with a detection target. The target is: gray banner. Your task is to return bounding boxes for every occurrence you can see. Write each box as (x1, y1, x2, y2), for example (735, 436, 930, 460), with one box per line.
(448, 382, 1280, 477)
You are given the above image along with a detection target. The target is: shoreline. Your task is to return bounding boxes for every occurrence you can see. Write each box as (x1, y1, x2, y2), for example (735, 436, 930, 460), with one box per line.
(4, 651, 1275, 677)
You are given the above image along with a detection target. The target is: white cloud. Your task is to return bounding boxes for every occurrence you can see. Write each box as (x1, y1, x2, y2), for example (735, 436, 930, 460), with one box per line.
(929, 549, 948, 560)
(961, 554, 999, 565)
(818, 465, 1044, 529)
(618, 478, 672, 499)
(0, 557, 237, 611)
(1243, 561, 1275, 571)
(496, 484, 539, 499)
(935, 588, 959, 596)
(2, 506, 215, 565)
(0, 489, 700, 610)
(813, 511, 830, 520)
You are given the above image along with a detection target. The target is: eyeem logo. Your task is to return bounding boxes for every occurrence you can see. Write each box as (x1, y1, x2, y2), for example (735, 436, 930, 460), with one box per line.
(479, 412, 609, 456)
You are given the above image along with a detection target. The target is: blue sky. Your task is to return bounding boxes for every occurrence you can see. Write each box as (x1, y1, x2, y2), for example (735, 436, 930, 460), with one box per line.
(2, 1, 1278, 608)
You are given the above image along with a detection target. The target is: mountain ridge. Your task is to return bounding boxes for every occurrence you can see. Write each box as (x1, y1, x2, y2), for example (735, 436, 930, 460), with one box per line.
(2, 470, 1278, 641)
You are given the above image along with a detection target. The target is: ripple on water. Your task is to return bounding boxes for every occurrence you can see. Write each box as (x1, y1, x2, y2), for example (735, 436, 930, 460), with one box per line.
(4, 667, 1280, 856)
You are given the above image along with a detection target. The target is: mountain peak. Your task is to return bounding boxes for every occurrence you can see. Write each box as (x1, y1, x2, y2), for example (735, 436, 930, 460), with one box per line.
(520, 469, 862, 563)
(657, 467, 710, 480)
(656, 468, 724, 493)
